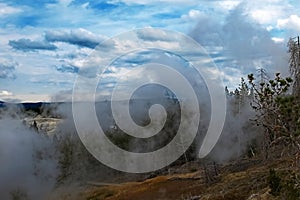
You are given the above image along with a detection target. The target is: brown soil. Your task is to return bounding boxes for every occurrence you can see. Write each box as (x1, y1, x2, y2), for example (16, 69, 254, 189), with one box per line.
(51, 157, 297, 200)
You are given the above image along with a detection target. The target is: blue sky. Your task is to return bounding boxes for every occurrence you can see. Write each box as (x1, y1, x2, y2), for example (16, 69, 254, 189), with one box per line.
(0, 0, 300, 102)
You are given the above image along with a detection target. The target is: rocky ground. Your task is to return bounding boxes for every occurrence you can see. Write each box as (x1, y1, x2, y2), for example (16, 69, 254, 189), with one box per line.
(22, 115, 62, 135)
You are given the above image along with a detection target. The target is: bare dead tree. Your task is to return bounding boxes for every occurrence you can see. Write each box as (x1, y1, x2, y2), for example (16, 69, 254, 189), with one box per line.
(288, 36, 300, 97)
(203, 161, 220, 184)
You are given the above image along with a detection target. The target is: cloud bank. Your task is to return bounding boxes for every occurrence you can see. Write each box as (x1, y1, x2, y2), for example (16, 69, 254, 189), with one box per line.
(0, 58, 17, 79)
(9, 39, 57, 51)
(45, 29, 106, 48)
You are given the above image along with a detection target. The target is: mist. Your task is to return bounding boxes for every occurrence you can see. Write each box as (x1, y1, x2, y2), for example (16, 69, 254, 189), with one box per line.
(0, 106, 57, 200)
(188, 3, 291, 162)
(190, 2, 289, 87)
(0, 2, 294, 196)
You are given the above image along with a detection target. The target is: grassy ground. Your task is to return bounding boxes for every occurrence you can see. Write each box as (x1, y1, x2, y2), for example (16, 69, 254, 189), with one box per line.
(50, 156, 300, 200)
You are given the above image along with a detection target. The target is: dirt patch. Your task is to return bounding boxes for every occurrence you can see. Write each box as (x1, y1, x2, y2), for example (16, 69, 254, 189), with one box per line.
(52, 157, 295, 200)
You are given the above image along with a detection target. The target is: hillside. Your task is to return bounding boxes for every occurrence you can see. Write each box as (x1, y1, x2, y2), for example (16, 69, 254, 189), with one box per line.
(48, 155, 298, 200)
(1, 90, 300, 200)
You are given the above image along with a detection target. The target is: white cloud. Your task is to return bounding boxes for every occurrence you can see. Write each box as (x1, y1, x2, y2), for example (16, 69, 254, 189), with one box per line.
(190, 2, 290, 88)
(0, 92, 53, 103)
(272, 37, 285, 43)
(0, 0, 298, 103)
(115, 0, 199, 5)
(57, 0, 73, 6)
(266, 25, 274, 31)
(250, 8, 283, 24)
(0, 3, 22, 17)
(240, 0, 292, 25)
(136, 29, 167, 41)
(277, 15, 300, 32)
(0, 90, 12, 96)
(136, 27, 179, 42)
(13, 94, 51, 103)
(217, 0, 241, 11)
(181, 9, 204, 21)
(0, 58, 17, 79)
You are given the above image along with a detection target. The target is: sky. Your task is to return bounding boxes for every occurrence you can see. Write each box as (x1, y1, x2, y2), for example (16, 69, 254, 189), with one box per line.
(0, 0, 300, 102)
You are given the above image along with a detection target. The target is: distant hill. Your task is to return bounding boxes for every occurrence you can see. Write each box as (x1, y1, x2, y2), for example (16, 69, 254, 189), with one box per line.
(0, 101, 52, 112)
(22, 102, 50, 110)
